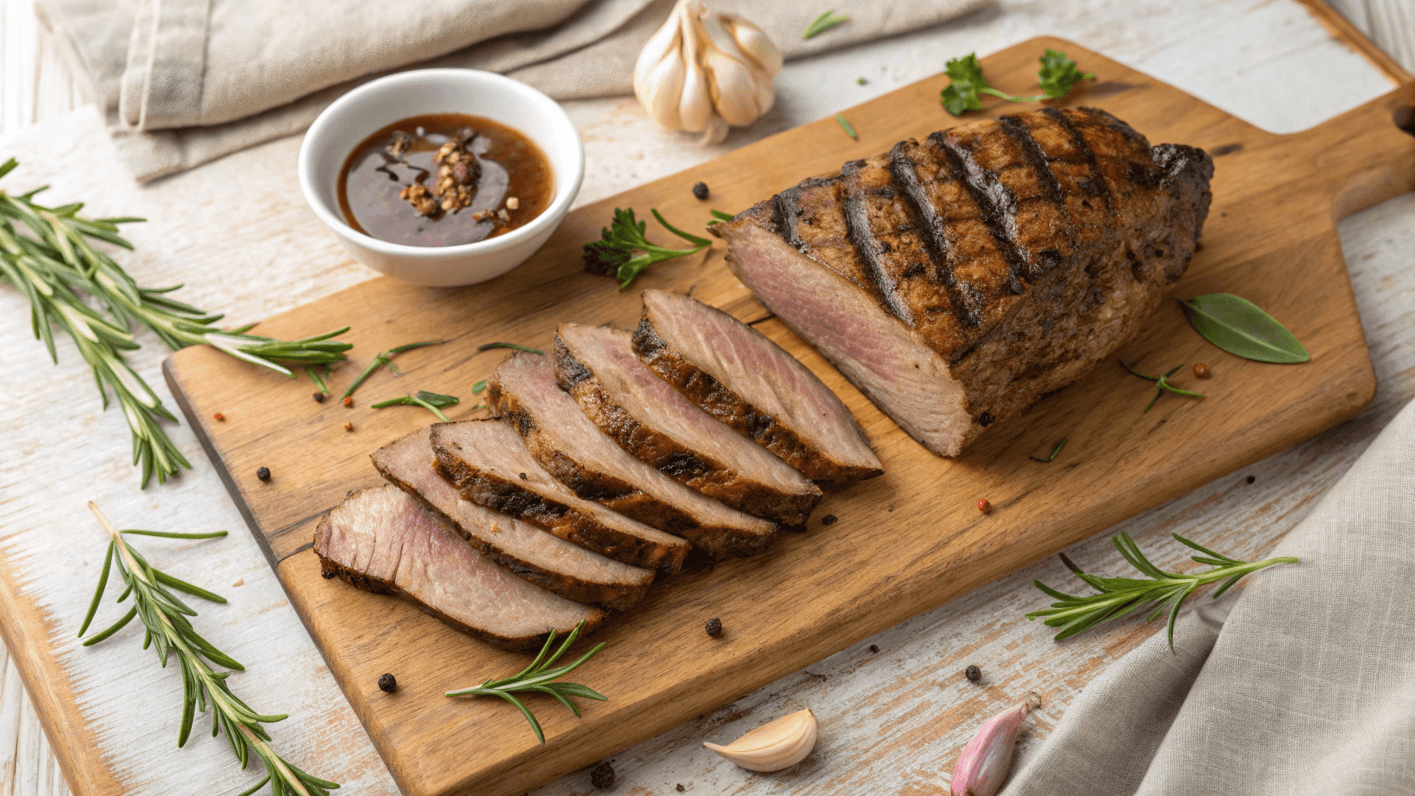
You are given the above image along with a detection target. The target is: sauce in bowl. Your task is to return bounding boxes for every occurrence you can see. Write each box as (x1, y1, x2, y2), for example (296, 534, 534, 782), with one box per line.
(337, 113, 552, 248)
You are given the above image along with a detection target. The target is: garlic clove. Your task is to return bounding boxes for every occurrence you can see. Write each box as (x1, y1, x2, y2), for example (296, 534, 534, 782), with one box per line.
(640, 49, 687, 130)
(634, 9, 682, 98)
(703, 50, 763, 126)
(950, 693, 1041, 796)
(698, 112, 730, 146)
(676, 11, 713, 132)
(704, 707, 818, 772)
(725, 15, 782, 76)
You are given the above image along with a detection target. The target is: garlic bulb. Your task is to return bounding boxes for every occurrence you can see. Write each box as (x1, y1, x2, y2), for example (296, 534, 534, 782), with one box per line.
(634, 0, 782, 145)
(950, 693, 1042, 796)
(704, 708, 817, 771)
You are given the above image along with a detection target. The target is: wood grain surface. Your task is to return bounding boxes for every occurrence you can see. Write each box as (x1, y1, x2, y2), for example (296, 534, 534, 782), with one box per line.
(160, 37, 1415, 796)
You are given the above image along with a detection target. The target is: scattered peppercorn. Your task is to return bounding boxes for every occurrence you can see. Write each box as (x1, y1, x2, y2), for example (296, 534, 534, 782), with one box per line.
(256, 466, 271, 482)
(820, 514, 838, 526)
(590, 761, 615, 790)
(868, 644, 879, 654)
(344, 422, 354, 432)
(378, 673, 398, 693)
(321, 569, 337, 579)
(978, 499, 992, 514)
(519, 472, 528, 480)
(1193, 362, 1211, 378)
(965, 664, 982, 682)
(314, 392, 327, 403)
(691, 181, 709, 200)
(705, 617, 723, 637)
(676, 785, 685, 793)
(213, 412, 225, 422)
(1246, 475, 1256, 484)
(343, 396, 353, 407)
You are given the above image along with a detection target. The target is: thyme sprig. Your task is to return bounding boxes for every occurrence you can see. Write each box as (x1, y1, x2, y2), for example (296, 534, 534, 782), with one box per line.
(582, 208, 710, 288)
(1027, 531, 1298, 650)
(80, 502, 338, 795)
(1118, 360, 1206, 411)
(339, 340, 444, 400)
(0, 159, 352, 486)
(446, 621, 606, 744)
(371, 390, 459, 422)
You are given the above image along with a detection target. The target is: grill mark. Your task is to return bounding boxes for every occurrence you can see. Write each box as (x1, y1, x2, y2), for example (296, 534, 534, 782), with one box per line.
(840, 176, 913, 323)
(1043, 107, 1113, 211)
(930, 132, 1030, 290)
(1000, 114, 1077, 276)
(772, 189, 807, 252)
(888, 142, 980, 328)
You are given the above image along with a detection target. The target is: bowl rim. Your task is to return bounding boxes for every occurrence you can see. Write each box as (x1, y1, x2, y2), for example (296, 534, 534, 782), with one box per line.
(296, 68, 584, 260)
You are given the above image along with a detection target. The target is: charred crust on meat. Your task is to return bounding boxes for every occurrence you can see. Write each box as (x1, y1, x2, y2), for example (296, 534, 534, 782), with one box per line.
(930, 131, 1033, 285)
(841, 174, 913, 323)
(1043, 107, 1113, 211)
(772, 190, 808, 252)
(553, 337, 594, 388)
(887, 140, 981, 328)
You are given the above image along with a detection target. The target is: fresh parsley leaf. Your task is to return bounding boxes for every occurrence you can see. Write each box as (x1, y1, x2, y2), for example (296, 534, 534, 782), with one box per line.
(581, 207, 709, 289)
(1037, 49, 1095, 99)
(940, 53, 989, 116)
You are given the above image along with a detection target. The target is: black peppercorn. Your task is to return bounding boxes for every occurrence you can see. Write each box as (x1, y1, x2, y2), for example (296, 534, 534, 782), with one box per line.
(256, 466, 271, 482)
(676, 785, 685, 793)
(314, 392, 326, 403)
(590, 761, 615, 790)
(322, 570, 337, 579)
(868, 644, 879, 654)
(978, 411, 995, 427)
(965, 664, 982, 682)
(519, 472, 528, 480)
(691, 181, 709, 200)
(705, 617, 723, 637)
(1246, 475, 1256, 484)
(378, 673, 397, 693)
(820, 514, 838, 526)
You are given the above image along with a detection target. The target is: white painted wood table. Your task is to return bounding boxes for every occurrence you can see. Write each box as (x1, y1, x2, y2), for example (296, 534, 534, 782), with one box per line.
(2, 0, 1413, 793)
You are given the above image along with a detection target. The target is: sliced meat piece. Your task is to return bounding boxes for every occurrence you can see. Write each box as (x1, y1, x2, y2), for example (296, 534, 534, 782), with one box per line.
(429, 419, 690, 573)
(313, 484, 603, 652)
(632, 289, 883, 482)
(714, 107, 1213, 456)
(488, 352, 776, 559)
(371, 427, 653, 612)
(555, 323, 823, 525)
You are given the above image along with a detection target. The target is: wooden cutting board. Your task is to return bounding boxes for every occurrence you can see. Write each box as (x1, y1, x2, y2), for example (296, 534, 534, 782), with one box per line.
(163, 36, 1415, 796)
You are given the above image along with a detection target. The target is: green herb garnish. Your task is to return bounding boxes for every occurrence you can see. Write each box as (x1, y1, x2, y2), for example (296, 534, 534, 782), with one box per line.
(1119, 360, 1206, 411)
(472, 379, 487, 395)
(582, 208, 710, 289)
(306, 365, 331, 395)
(0, 158, 352, 486)
(941, 49, 1094, 116)
(803, 11, 849, 39)
(705, 209, 735, 227)
(446, 620, 606, 744)
(1178, 294, 1309, 364)
(340, 340, 445, 400)
(371, 390, 459, 422)
(835, 112, 858, 139)
(477, 342, 543, 354)
(1029, 437, 1067, 463)
(81, 502, 338, 795)
(1027, 531, 1298, 650)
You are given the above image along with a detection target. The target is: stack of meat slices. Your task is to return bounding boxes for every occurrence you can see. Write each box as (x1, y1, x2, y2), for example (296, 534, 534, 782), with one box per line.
(315, 289, 883, 650)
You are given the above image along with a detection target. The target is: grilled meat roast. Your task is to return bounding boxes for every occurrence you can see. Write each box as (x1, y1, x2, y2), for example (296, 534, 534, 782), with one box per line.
(633, 289, 882, 482)
(489, 352, 777, 559)
(372, 426, 654, 612)
(314, 485, 604, 652)
(714, 107, 1213, 456)
(555, 322, 823, 525)
(429, 419, 691, 573)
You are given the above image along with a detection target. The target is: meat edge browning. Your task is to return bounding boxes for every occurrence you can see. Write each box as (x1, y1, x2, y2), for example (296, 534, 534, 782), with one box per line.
(489, 379, 777, 559)
(312, 495, 607, 653)
(372, 449, 652, 613)
(632, 312, 884, 482)
(428, 422, 688, 574)
(555, 333, 822, 525)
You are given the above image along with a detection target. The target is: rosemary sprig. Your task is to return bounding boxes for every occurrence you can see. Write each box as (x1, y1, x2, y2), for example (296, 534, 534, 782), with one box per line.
(1029, 437, 1067, 463)
(1118, 359, 1206, 411)
(339, 340, 444, 400)
(0, 159, 352, 486)
(1027, 531, 1298, 650)
(477, 341, 543, 354)
(306, 366, 331, 395)
(803, 10, 849, 39)
(80, 502, 338, 795)
(371, 390, 459, 422)
(705, 209, 735, 227)
(446, 621, 606, 744)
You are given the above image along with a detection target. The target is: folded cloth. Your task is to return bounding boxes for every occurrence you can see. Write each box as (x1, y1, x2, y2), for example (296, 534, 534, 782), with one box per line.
(35, 0, 988, 182)
(1002, 397, 1415, 795)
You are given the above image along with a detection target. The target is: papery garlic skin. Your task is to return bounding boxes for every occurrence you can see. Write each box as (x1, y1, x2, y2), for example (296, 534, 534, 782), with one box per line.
(633, 0, 781, 144)
(704, 707, 817, 772)
(950, 693, 1041, 796)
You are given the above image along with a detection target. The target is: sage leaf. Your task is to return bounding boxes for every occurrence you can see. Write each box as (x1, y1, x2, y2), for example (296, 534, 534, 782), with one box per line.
(1179, 294, 1309, 364)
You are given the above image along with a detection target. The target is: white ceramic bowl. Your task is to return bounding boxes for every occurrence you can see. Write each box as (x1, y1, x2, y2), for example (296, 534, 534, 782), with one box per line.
(298, 69, 584, 287)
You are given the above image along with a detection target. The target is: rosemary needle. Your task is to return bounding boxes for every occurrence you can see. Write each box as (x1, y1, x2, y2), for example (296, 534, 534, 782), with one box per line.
(340, 340, 444, 400)
(371, 390, 459, 422)
(835, 113, 858, 140)
(804, 10, 849, 39)
(1118, 359, 1206, 411)
(80, 502, 338, 795)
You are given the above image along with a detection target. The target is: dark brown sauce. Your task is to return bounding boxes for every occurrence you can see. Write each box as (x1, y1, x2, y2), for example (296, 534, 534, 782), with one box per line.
(337, 113, 552, 248)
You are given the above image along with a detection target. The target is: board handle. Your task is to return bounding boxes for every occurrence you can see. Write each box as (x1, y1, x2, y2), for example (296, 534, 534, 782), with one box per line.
(1290, 83, 1415, 220)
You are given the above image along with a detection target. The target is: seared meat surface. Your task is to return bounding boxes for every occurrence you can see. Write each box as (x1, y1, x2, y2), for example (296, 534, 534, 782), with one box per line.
(313, 484, 604, 652)
(633, 289, 882, 482)
(715, 107, 1213, 456)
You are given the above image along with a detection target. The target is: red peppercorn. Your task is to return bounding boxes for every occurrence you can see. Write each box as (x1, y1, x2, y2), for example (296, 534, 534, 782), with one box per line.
(344, 422, 354, 432)
(1193, 363, 1211, 378)
(213, 412, 225, 421)
(978, 499, 992, 514)
(343, 396, 353, 407)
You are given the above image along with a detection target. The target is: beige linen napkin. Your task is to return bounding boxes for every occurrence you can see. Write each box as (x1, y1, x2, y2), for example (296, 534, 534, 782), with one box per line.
(36, 0, 989, 182)
(1003, 397, 1415, 795)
